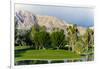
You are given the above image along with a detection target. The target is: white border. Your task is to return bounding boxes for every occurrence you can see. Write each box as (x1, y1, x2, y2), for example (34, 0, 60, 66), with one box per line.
(10, 0, 95, 69)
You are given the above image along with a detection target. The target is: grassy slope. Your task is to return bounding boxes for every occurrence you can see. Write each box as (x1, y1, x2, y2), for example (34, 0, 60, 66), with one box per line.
(15, 46, 82, 62)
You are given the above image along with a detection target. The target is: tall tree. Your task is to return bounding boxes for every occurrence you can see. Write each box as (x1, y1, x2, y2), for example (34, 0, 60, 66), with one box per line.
(30, 26, 38, 49)
(51, 29, 66, 50)
(67, 24, 79, 52)
(75, 37, 84, 54)
(30, 26, 51, 50)
(82, 28, 94, 60)
(83, 28, 94, 53)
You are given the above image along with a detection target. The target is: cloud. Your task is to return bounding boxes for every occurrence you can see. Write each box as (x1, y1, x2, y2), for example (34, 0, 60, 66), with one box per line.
(15, 4, 94, 27)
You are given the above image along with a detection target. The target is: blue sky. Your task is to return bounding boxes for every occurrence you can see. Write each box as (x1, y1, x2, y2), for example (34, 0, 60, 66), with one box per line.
(15, 4, 94, 27)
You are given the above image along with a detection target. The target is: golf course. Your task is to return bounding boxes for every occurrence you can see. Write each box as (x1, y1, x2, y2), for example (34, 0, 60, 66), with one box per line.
(14, 6, 94, 65)
(15, 46, 82, 61)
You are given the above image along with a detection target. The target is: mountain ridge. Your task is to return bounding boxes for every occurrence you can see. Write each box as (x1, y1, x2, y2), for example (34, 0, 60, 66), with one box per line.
(15, 10, 93, 35)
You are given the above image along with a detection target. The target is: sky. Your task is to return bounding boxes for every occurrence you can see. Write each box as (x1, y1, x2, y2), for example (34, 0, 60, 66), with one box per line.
(15, 4, 94, 27)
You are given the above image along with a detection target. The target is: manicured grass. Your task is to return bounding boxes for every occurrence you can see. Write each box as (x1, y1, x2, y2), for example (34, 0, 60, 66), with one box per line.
(15, 46, 31, 50)
(15, 46, 82, 62)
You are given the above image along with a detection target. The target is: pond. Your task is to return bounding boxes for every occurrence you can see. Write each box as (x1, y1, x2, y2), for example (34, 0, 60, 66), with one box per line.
(15, 57, 93, 65)
(15, 54, 94, 65)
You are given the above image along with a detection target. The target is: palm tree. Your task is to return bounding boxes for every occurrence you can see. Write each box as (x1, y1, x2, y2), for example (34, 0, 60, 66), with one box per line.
(67, 24, 79, 52)
(75, 37, 84, 54)
(82, 28, 94, 60)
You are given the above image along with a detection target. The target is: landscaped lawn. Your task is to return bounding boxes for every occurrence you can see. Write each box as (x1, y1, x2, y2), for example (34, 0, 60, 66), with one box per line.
(15, 46, 82, 62)
(15, 46, 31, 50)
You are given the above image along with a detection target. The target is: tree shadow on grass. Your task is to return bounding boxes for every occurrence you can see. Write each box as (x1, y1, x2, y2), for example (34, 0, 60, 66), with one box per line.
(15, 47, 34, 57)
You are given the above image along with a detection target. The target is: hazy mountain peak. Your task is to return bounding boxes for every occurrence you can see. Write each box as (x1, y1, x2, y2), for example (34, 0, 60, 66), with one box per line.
(15, 10, 87, 35)
(15, 10, 68, 30)
(15, 10, 38, 30)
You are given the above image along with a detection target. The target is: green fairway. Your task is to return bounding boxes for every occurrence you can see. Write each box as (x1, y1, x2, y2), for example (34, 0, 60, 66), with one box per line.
(15, 46, 82, 62)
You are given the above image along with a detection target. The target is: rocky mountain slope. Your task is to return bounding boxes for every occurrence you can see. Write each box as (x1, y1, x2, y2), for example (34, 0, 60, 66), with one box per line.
(15, 10, 90, 35)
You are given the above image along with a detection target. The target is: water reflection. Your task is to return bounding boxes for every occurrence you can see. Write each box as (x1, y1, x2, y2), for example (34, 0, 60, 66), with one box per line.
(15, 54, 94, 65)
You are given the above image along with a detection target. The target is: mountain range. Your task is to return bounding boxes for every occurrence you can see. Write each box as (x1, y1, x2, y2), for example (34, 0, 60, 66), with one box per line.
(15, 10, 93, 35)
